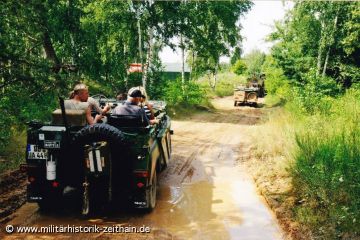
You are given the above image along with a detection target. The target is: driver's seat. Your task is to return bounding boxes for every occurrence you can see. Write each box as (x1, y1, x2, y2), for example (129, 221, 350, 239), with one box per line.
(108, 114, 149, 129)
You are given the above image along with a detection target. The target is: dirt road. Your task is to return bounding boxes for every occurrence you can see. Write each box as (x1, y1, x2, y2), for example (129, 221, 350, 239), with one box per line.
(1, 96, 285, 240)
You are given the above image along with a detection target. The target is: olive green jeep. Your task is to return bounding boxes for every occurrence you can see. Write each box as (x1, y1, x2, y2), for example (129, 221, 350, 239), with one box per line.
(21, 97, 173, 215)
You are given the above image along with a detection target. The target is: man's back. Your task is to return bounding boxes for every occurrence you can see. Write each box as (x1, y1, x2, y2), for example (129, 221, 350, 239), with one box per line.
(64, 99, 89, 111)
(113, 101, 149, 125)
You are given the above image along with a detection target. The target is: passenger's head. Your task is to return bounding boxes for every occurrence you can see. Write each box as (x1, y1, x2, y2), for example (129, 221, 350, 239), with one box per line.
(71, 83, 89, 102)
(127, 87, 143, 104)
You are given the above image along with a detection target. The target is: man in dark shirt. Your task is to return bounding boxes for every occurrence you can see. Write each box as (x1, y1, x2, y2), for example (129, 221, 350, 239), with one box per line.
(113, 88, 150, 125)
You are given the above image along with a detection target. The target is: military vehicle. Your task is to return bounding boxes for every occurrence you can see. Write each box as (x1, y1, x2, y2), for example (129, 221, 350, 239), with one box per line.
(233, 86, 259, 107)
(233, 74, 265, 107)
(21, 97, 173, 215)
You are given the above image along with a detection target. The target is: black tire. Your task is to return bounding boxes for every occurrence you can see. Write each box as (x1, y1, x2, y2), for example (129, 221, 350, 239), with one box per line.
(146, 170, 157, 211)
(72, 123, 125, 147)
(70, 124, 126, 216)
(69, 123, 126, 184)
(234, 101, 237, 106)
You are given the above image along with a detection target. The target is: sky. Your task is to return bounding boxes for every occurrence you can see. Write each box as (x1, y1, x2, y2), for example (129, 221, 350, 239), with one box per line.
(159, 1, 294, 64)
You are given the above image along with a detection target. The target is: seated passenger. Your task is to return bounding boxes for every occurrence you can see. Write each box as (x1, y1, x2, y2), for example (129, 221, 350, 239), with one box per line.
(137, 86, 159, 124)
(112, 88, 150, 126)
(88, 96, 111, 116)
(65, 83, 103, 125)
(133, 86, 153, 119)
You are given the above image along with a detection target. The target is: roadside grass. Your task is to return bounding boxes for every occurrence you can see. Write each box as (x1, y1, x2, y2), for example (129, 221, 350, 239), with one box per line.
(0, 130, 26, 175)
(167, 100, 214, 120)
(253, 107, 298, 162)
(251, 91, 360, 239)
(290, 91, 360, 239)
(262, 94, 286, 108)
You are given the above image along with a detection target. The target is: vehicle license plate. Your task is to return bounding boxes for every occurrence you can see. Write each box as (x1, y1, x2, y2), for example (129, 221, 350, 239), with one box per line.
(27, 144, 48, 160)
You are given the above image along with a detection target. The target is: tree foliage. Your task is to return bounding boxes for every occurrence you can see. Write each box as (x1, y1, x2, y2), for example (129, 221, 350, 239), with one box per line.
(230, 46, 243, 65)
(243, 49, 265, 76)
(0, 0, 252, 151)
(232, 59, 247, 75)
(185, 1, 252, 80)
(269, 1, 360, 89)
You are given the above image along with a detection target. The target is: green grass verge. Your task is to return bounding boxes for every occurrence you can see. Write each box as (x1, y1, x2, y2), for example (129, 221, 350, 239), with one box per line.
(253, 90, 360, 239)
(290, 91, 360, 238)
(166, 101, 214, 120)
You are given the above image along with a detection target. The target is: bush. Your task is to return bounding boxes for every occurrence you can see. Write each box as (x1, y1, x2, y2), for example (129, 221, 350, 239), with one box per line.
(243, 49, 266, 76)
(231, 59, 247, 75)
(289, 86, 335, 115)
(262, 56, 291, 99)
(0, 87, 59, 174)
(286, 69, 342, 115)
(163, 78, 204, 105)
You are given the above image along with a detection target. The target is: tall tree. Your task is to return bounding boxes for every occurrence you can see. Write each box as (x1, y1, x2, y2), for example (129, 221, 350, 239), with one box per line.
(268, 0, 360, 88)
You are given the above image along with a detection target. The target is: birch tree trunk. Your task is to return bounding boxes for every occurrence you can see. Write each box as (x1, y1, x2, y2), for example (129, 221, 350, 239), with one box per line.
(208, 63, 218, 91)
(124, 43, 128, 89)
(180, 34, 185, 95)
(143, 26, 153, 91)
(322, 47, 330, 78)
(213, 63, 218, 90)
(207, 72, 213, 91)
(142, 31, 153, 91)
(316, 19, 325, 77)
(322, 13, 338, 77)
(137, 17, 144, 88)
(68, 0, 76, 66)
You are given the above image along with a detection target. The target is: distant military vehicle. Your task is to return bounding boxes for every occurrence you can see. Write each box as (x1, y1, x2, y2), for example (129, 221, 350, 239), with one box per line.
(233, 86, 258, 107)
(247, 74, 266, 98)
(233, 74, 266, 107)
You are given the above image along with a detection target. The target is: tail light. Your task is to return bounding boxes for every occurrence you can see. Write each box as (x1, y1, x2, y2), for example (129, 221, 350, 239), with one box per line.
(134, 171, 149, 178)
(52, 181, 59, 188)
(136, 182, 145, 188)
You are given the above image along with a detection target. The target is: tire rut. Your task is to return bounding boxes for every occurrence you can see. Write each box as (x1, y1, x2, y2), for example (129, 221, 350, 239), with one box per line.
(0, 170, 27, 223)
